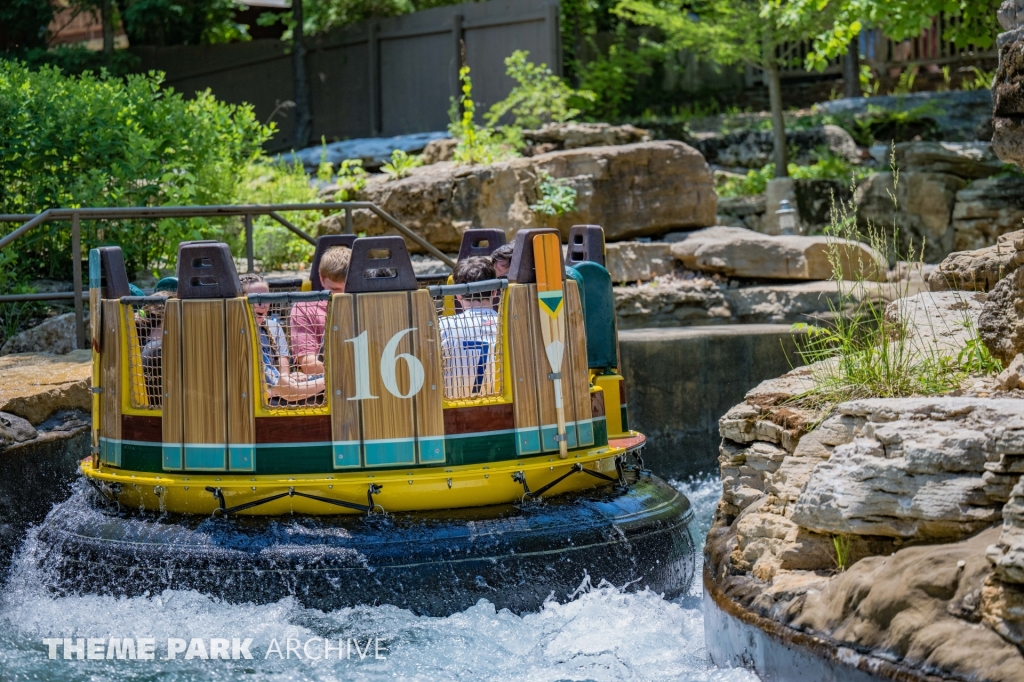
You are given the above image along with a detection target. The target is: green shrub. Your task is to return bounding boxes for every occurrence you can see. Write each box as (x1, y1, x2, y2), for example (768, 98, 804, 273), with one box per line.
(485, 50, 595, 129)
(717, 155, 872, 198)
(121, 0, 248, 45)
(381, 149, 422, 180)
(530, 171, 577, 216)
(450, 64, 521, 165)
(236, 158, 319, 271)
(576, 23, 659, 121)
(2, 46, 141, 77)
(0, 62, 272, 283)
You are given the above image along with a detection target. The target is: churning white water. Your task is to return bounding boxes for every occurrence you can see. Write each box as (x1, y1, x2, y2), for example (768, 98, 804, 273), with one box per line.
(0, 476, 757, 682)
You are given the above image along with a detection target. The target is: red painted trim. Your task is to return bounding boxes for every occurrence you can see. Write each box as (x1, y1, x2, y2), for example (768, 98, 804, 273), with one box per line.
(609, 433, 645, 450)
(591, 389, 606, 418)
(121, 414, 161, 442)
(255, 415, 332, 443)
(443, 403, 515, 434)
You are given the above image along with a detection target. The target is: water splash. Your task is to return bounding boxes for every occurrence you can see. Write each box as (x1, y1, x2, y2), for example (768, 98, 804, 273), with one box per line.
(0, 475, 756, 682)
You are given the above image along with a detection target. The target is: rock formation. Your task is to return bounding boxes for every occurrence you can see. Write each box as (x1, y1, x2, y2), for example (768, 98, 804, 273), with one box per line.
(929, 229, 1024, 292)
(317, 141, 716, 251)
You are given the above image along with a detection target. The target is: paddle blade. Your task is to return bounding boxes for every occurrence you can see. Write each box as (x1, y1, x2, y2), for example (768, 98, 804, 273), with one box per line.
(533, 233, 563, 319)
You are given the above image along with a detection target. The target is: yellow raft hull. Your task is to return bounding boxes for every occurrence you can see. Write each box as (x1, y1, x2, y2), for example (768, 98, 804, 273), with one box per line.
(81, 436, 643, 516)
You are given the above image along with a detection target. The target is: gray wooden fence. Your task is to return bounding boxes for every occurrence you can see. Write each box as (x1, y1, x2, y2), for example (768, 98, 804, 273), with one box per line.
(130, 0, 561, 152)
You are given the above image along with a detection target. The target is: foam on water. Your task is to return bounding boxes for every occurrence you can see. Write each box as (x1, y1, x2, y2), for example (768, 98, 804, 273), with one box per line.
(0, 476, 757, 682)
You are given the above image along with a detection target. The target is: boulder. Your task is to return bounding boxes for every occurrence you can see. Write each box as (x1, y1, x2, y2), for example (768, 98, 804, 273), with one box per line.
(0, 312, 85, 356)
(793, 178, 853, 229)
(929, 229, 1024, 292)
(0, 412, 36, 449)
(855, 171, 967, 263)
(711, 195, 766, 233)
(989, 475, 1024, 585)
(817, 89, 993, 143)
(317, 141, 716, 251)
(791, 398, 1024, 541)
(0, 351, 91, 425)
(979, 265, 1024, 365)
(613, 278, 729, 329)
(522, 122, 650, 150)
(952, 175, 1024, 251)
(604, 242, 675, 283)
(993, 22, 1024, 168)
(669, 226, 887, 281)
(894, 141, 1006, 179)
(885, 290, 988, 356)
(420, 138, 457, 165)
(696, 125, 861, 169)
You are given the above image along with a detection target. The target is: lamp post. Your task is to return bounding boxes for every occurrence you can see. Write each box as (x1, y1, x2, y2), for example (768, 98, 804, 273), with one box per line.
(776, 199, 798, 236)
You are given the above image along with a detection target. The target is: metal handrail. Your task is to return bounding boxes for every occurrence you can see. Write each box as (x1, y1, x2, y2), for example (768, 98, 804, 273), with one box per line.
(0, 202, 456, 350)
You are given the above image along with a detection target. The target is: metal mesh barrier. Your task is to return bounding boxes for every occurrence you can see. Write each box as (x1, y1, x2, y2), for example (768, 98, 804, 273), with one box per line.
(428, 279, 507, 400)
(247, 291, 330, 411)
(121, 296, 171, 409)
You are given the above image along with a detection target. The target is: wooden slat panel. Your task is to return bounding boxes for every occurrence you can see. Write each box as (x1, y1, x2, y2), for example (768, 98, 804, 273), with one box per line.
(326, 294, 362, 468)
(410, 290, 445, 464)
(528, 283, 566, 453)
(99, 300, 122, 466)
(356, 292, 417, 466)
(162, 299, 183, 470)
(564, 280, 594, 447)
(181, 300, 227, 471)
(225, 299, 255, 471)
(508, 285, 541, 455)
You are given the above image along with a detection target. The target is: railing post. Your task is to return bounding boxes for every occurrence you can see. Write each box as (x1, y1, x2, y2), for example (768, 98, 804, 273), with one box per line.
(344, 206, 353, 235)
(71, 211, 85, 350)
(245, 213, 255, 273)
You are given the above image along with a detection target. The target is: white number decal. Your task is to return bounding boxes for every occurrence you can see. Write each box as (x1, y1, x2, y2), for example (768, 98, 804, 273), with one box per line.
(346, 328, 423, 400)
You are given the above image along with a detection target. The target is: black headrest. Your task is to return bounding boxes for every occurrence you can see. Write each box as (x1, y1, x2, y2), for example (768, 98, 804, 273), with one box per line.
(567, 225, 606, 267)
(95, 247, 132, 298)
(176, 242, 241, 299)
(345, 237, 418, 294)
(457, 229, 506, 261)
(508, 229, 564, 284)
(310, 234, 358, 290)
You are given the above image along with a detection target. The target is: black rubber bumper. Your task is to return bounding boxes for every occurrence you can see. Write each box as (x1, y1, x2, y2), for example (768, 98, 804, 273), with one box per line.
(34, 474, 696, 616)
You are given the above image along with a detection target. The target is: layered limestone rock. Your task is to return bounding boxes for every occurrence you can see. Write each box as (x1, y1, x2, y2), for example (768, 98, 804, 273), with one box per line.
(894, 140, 1006, 178)
(0, 312, 83, 356)
(695, 125, 861, 168)
(952, 175, 1024, 252)
(668, 226, 886, 281)
(885, 290, 988, 354)
(979, 262, 1024, 365)
(929, 228, 1024, 292)
(603, 242, 675, 283)
(319, 141, 716, 250)
(0, 351, 91, 425)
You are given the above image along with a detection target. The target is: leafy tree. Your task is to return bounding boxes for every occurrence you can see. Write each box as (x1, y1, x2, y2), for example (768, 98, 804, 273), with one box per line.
(778, 0, 1002, 72)
(615, 0, 831, 178)
(120, 0, 248, 46)
(0, 0, 56, 52)
(485, 50, 595, 129)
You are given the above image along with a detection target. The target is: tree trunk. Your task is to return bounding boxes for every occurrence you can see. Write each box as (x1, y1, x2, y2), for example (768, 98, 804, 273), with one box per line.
(765, 63, 788, 178)
(843, 37, 860, 99)
(101, 0, 114, 55)
(291, 0, 313, 150)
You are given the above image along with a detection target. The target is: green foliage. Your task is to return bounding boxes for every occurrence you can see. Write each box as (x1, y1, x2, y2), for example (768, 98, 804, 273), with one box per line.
(485, 50, 595, 129)
(381, 149, 422, 180)
(790, 157, 1002, 411)
(236, 158, 318, 271)
(0, 62, 272, 283)
(576, 24, 659, 121)
(450, 64, 521, 165)
(832, 534, 852, 571)
(121, 0, 249, 45)
(333, 159, 368, 200)
(0, 0, 56, 51)
(960, 65, 996, 92)
(530, 171, 577, 216)
(3, 46, 141, 77)
(778, 0, 1002, 72)
(259, 0, 464, 41)
(717, 155, 871, 198)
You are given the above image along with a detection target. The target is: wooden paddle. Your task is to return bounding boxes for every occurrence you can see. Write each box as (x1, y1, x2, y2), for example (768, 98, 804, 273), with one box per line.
(533, 233, 568, 458)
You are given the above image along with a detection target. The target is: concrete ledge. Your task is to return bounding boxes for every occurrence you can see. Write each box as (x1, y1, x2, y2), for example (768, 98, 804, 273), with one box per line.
(619, 324, 803, 478)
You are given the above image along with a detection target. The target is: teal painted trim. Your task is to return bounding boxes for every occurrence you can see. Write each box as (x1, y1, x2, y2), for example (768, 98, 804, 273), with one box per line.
(121, 441, 162, 472)
(577, 419, 595, 447)
(184, 444, 226, 471)
(541, 422, 578, 451)
(418, 437, 445, 464)
(332, 441, 361, 469)
(162, 444, 182, 470)
(593, 417, 608, 447)
(229, 445, 255, 472)
(446, 428, 516, 440)
(515, 428, 541, 456)
(88, 249, 101, 290)
(99, 437, 122, 467)
(445, 431, 518, 466)
(365, 439, 415, 466)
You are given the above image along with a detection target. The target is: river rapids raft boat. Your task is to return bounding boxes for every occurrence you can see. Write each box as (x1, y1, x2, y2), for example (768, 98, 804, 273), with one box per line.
(35, 225, 696, 615)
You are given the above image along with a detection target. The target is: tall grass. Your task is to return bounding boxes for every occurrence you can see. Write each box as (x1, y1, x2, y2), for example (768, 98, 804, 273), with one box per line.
(791, 151, 1001, 411)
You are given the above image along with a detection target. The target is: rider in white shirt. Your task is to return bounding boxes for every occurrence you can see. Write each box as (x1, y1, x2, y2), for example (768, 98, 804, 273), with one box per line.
(439, 257, 500, 399)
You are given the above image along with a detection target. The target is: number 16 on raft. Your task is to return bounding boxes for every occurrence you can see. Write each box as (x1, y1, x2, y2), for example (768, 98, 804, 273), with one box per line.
(534, 233, 569, 459)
